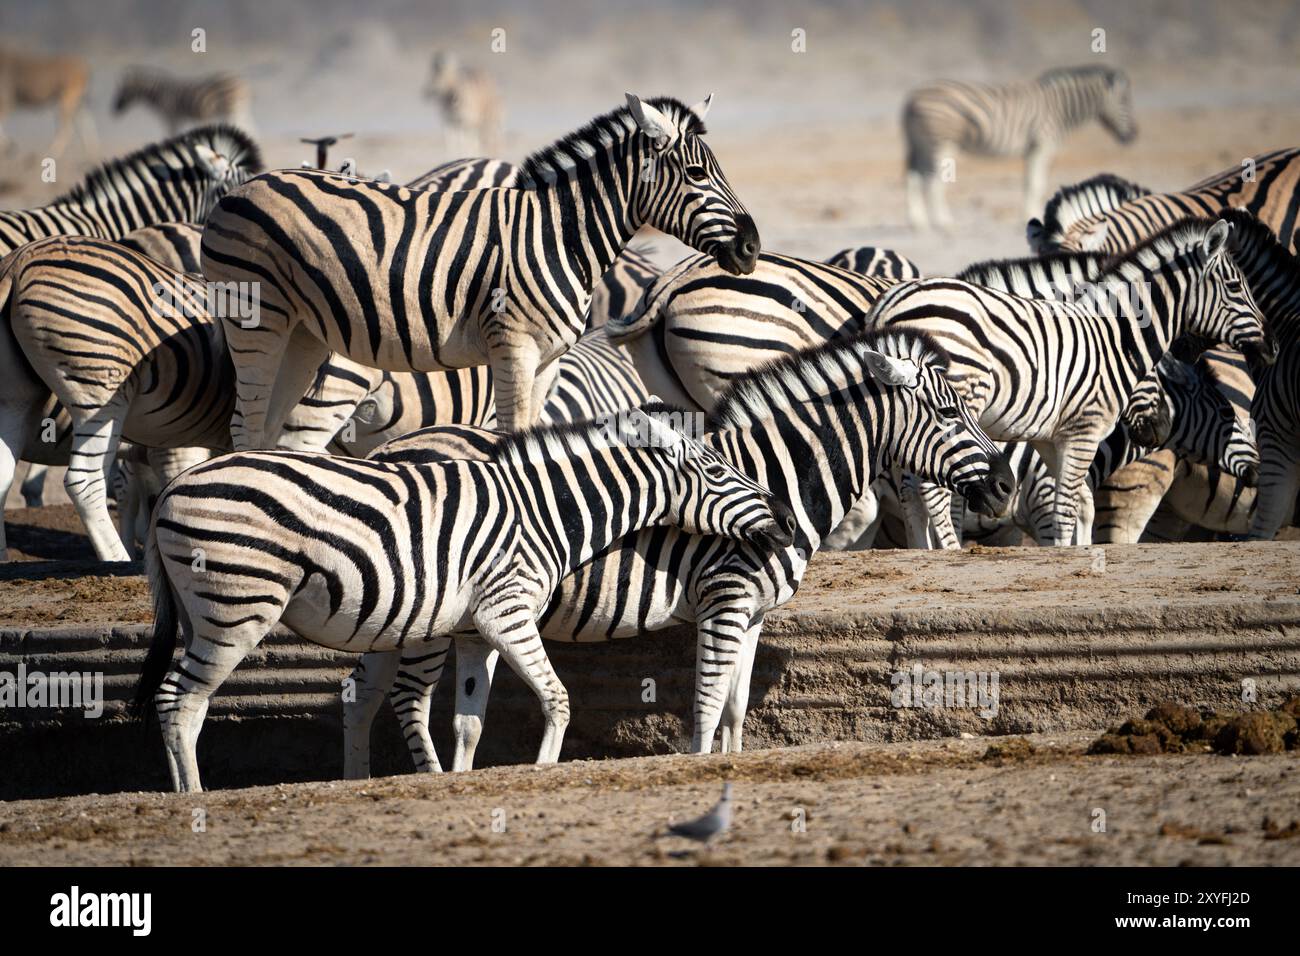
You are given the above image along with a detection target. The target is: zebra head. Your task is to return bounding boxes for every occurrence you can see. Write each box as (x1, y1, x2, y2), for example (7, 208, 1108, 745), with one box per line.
(1190, 220, 1277, 368)
(1160, 354, 1261, 485)
(625, 94, 760, 276)
(620, 404, 795, 551)
(860, 331, 1015, 519)
(1096, 69, 1137, 144)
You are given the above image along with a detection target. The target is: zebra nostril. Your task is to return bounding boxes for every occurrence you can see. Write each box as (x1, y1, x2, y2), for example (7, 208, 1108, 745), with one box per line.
(741, 239, 758, 258)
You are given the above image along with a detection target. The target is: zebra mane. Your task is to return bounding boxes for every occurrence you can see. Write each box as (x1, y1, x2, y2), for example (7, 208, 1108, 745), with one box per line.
(517, 97, 706, 188)
(53, 124, 262, 207)
(956, 249, 1104, 286)
(707, 329, 950, 430)
(1216, 205, 1297, 269)
(495, 399, 697, 465)
(1039, 173, 1150, 238)
(1097, 217, 1223, 277)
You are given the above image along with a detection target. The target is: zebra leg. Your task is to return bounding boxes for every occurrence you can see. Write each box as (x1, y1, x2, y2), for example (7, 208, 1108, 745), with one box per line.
(926, 153, 956, 232)
(388, 638, 452, 773)
(1023, 142, 1054, 220)
(20, 463, 47, 507)
(821, 486, 881, 550)
(1248, 424, 1300, 540)
(1034, 437, 1098, 547)
(342, 650, 401, 780)
(720, 620, 762, 754)
(225, 309, 296, 451)
(691, 586, 759, 754)
(472, 602, 570, 764)
(451, 634, 501, 772)
(905, 172, 931, 231)
(64, 407, 131, 561)
(488, 339, 543, 432)
(155, 620, 268, 793)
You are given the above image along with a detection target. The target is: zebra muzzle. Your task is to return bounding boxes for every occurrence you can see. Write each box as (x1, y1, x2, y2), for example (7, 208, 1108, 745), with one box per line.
(961, 455, 1016, 519)
(713, 215, 761, 276)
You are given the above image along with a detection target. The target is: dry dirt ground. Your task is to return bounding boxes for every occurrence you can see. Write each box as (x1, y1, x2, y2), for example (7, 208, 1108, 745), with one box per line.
(0, 732, 1296, 866)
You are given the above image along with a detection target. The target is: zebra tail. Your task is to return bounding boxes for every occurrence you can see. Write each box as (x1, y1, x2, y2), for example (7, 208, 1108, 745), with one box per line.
(604, 281, 663, 345)
(129, 531, 179, 718)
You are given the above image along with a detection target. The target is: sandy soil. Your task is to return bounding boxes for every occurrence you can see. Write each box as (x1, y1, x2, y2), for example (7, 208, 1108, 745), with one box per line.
(1, 732, 1295, 866)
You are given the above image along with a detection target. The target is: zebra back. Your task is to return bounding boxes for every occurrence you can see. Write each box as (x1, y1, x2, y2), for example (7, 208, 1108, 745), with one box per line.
(825, 246, 922, 280)
(116, 222, 204, 274)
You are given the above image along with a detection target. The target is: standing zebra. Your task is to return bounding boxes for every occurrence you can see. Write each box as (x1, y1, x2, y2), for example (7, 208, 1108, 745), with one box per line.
(867, 218, 1271, 546)
(203, 94, 759, 445)
(0, 125, 260, 255)
(343, 330, 1014, 776)
(903, 65, 1136, 230)
(1028, 150, 1300, 256)
(0, 47, 95, 156)
(1033, 186, 1300, 540)
(424, 52, 503, 157)
(113, 67, 253, 135)
(133, 407, 796, 791)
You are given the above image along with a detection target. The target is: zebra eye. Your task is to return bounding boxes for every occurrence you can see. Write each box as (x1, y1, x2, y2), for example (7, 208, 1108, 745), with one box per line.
(939, 405, 960, 420)
(684, 164, 708, 182)
(704, 463, 727, 480)
(1218, 406, 1235, 422)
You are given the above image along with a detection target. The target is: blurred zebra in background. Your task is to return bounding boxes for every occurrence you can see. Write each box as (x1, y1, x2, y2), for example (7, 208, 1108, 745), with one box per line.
(0, 46, 95, 156)
(113, 67, 253, 134)
(903, 65, 1136, 230)
(424, 52, 503, 156)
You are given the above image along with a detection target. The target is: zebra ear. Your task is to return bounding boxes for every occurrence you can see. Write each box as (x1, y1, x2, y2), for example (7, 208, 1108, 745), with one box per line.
(689, 94, 714, 122)
(619, 406, 683, 450)
(194, 143, 234, 181)
(625, 93, 674, 147)
(1203, 220, 1231, 261)
(1078, 220, 1109, 251)
(1025, 218, 1046, 251)
(863, 350, 920, 389)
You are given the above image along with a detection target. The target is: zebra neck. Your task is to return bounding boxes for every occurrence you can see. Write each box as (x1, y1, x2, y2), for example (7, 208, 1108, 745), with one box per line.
(1233, 232, 1300, 330)
(1099, 255, 1197, 389)
(508, 442, 669, 574)
(532, 154, 640, 300)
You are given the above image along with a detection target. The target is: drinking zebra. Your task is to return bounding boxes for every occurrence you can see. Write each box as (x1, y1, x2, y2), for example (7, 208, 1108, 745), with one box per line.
(902, 65, 1136, 230)
(0, 47, 95, 156)
(132, 406, 796, 791)
(342, 329, 1014, 776)
(0, 125, 260, 255)
(113, 67, 253, 135)
(867, 218, 1272, 547)
(203, 94, 757, 445)
(1028, 149, 1300, 256)
(424, 52, 504, 156)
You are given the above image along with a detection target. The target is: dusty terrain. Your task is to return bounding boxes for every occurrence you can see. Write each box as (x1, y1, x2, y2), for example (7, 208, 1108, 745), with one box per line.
(1, 732, 1296, 866)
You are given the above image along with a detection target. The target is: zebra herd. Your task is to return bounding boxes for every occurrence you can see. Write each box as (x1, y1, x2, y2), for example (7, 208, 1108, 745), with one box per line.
(0, 68, 1295, 791)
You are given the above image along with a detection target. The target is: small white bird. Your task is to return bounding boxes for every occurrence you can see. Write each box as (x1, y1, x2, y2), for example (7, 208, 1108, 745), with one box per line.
(666, 782, 733, 844)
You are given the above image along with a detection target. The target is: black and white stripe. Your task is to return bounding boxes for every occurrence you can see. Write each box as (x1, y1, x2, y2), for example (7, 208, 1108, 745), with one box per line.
(341, 330, 1014, 776)
(0, 125, 260, 256)
(132, 407, 795, 791)
(202, 95, 757, 444)
(825, 246, 922, 280)
(903, 65, 1136, 229)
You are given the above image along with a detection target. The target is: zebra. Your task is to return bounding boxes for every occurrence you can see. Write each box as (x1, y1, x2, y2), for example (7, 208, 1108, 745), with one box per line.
(1034, 189, 1300, 540)
(113, 67, 253, 135)
(424, 52, 503, 156)
(131, 406, 796, 792)
(866, 218, 1272, 547)
(0, 47, 96, 156)
(202, 94, 758, 444)
(1027, 149, 1300, 256)
(0, 125, 261, 256)
(405, 155, 662, 329)
(342, 329, 1014, 777)
(607, 251, 896, 413)
(902, 65, 1136, 230)
(825, 246, 922, 280)
(0, 236, 375, 561)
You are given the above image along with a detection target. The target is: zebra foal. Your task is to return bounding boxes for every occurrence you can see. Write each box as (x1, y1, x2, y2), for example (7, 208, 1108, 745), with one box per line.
(113, 67, 253, 135)
(132, 407, 794, 791)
